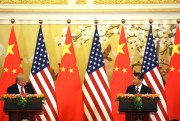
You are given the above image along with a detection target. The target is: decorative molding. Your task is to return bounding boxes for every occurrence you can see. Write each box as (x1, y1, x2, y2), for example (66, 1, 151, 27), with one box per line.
(95, 0, 180, 4)
(0, 4, 180, 12)
(76, 0, 86, 4)
(0, 0, 68, 4)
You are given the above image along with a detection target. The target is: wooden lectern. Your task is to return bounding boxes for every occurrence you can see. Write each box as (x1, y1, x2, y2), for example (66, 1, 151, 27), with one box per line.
(118, 100, 157, 121)
(4, 100, 43, 121)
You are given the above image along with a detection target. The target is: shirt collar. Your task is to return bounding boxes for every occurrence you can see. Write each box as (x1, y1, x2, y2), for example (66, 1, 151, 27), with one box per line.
(136, 83, 142, 92)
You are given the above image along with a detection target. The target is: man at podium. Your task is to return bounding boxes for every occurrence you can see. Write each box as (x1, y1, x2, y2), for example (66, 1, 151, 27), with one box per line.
(7, 73, 35, 94)
(126, 72, 152, 94)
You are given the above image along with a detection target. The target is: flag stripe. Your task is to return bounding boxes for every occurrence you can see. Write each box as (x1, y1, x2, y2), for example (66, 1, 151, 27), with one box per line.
(44, 67, 55, 88)
(150, 69, 166, 98)
(84, 104, 93, 121)
(154, 67, 164, 90)
(142, 80, 161, 121)
(30, 73, 57, 121)
(99, 67, 109, 87)
(94, 70, 112, 116)
(146, 70, 167, 111)
(32, 73, 57, 120)
(36, 115, 42, 121)
(94, 69, 111, 108)
(83, 85, 99, 120)
(84, 74, 107, 120)
(144, 70, 168, 120)
(83, 81, 102, 120)
(91, 72, 112, 120)
(150, 114, 157, 121)
(40, 69, 58, 112)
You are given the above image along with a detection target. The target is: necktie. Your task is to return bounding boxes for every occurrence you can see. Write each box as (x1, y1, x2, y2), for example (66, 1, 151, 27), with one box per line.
(135, 87, 139, 94)
(21, 86, 24, 95)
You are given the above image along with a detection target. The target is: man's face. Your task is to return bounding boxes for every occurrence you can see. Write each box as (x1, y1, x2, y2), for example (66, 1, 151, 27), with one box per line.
(17, 78, 26, 86)
(133, 76, 142, 86)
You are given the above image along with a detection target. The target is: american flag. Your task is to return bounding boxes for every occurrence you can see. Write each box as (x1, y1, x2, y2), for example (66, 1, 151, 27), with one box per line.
(29, 25, 59, 121)
(82, 25, 113, 121)
(141, 25, 168, 121)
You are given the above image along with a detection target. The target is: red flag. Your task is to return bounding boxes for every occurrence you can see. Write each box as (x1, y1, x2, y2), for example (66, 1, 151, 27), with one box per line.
(29, 25, 58, 121)
(165, 25, 180, 120)
(82, 25, 112, 121)
(0, 25, 23, 121)
(55, 26, 84, 121)
(110, 26, 133, 121)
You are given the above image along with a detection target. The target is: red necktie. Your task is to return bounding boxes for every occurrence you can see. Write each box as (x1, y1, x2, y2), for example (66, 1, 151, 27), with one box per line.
(21, 86, 24, 95)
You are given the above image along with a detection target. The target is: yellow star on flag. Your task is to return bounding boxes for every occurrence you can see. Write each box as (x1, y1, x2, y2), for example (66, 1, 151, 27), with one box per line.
(117, 43, 125, 54)
(12, 68, 17, 74)
(170, 66, 175, 72)
(6, 44, 15, 56)
(61, 67, 66, 72)
(114, 66, 119, 71)
(122, 68, 127, 73)
(69, 68, 73, 74)
(178, 68, 180, 73)
(4, 67, 8, 72)
(62, 44, 71, 57)
(172, 44, 180, 56)
(19, 64, 22, 68)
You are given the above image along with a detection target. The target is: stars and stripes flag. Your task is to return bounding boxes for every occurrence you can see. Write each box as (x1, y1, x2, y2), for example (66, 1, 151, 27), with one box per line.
(29, 25, 58, 121)
(0, 25, 23, 121)
(165, 24, 180, 120)
(141, 25, 168, 121)
(82, 25, 113, 121)
(110, 25, 133, 121)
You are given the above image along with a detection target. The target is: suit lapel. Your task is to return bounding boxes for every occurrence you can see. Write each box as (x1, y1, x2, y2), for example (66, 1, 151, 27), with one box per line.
(140, 84, 145, 94)
(15, 84, 20, 94)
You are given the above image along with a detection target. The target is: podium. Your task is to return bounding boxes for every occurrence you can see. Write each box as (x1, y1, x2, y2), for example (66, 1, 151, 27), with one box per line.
(118, 100, 157, 121)
(4, 100, 43, 121)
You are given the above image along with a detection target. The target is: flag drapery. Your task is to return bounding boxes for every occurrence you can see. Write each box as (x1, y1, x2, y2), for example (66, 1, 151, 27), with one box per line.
(141, 25, 168, 121)
(110, 26, 133, 121)
(55, 26, 84, 121)
(29, 25, 58, 121)
(82, 25, 113, 121)
(165, 25, 180, 120)
(0, 25, 23, 121)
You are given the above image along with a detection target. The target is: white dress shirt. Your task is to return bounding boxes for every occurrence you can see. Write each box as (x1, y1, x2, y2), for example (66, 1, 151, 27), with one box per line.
(17, 84, 25, 94)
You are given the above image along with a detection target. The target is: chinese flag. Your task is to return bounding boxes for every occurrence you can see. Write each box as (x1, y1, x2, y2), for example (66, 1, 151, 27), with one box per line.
(55, 26, 84, 121)
(110, 26, 133, 121)
(0, 25, 23, 121)
(165, 25, 180, 120)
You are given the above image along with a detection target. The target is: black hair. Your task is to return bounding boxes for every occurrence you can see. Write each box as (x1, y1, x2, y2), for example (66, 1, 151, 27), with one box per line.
(134, 72, 143, 80)
(170, 119, 178, 121)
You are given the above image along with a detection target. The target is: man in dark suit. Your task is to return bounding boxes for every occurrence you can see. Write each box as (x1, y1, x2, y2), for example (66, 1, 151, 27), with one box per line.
(7, 73, 35, 94)
(126, 72, 152, 94)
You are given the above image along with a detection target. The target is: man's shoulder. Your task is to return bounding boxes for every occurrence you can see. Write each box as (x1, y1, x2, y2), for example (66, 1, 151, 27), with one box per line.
(127, 85, 135, 88)
(142, 84, 151, 89)
(8, 83, 17, 89)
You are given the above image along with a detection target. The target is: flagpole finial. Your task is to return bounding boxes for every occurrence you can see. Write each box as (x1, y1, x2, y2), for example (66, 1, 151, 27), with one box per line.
(11, 19, 15, 24)
(94, 19, 98, 25)
(39, 20, 43, 24)
(149, 19, 153, 24)
(67, 19, 71, 24)
(177, 19, 180, 24)
(121, 19, 125, 24)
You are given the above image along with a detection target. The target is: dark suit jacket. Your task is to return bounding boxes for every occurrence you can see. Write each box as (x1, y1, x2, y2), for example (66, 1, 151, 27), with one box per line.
(126, 84, 152, 94)
(7, 82, 35, 94)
